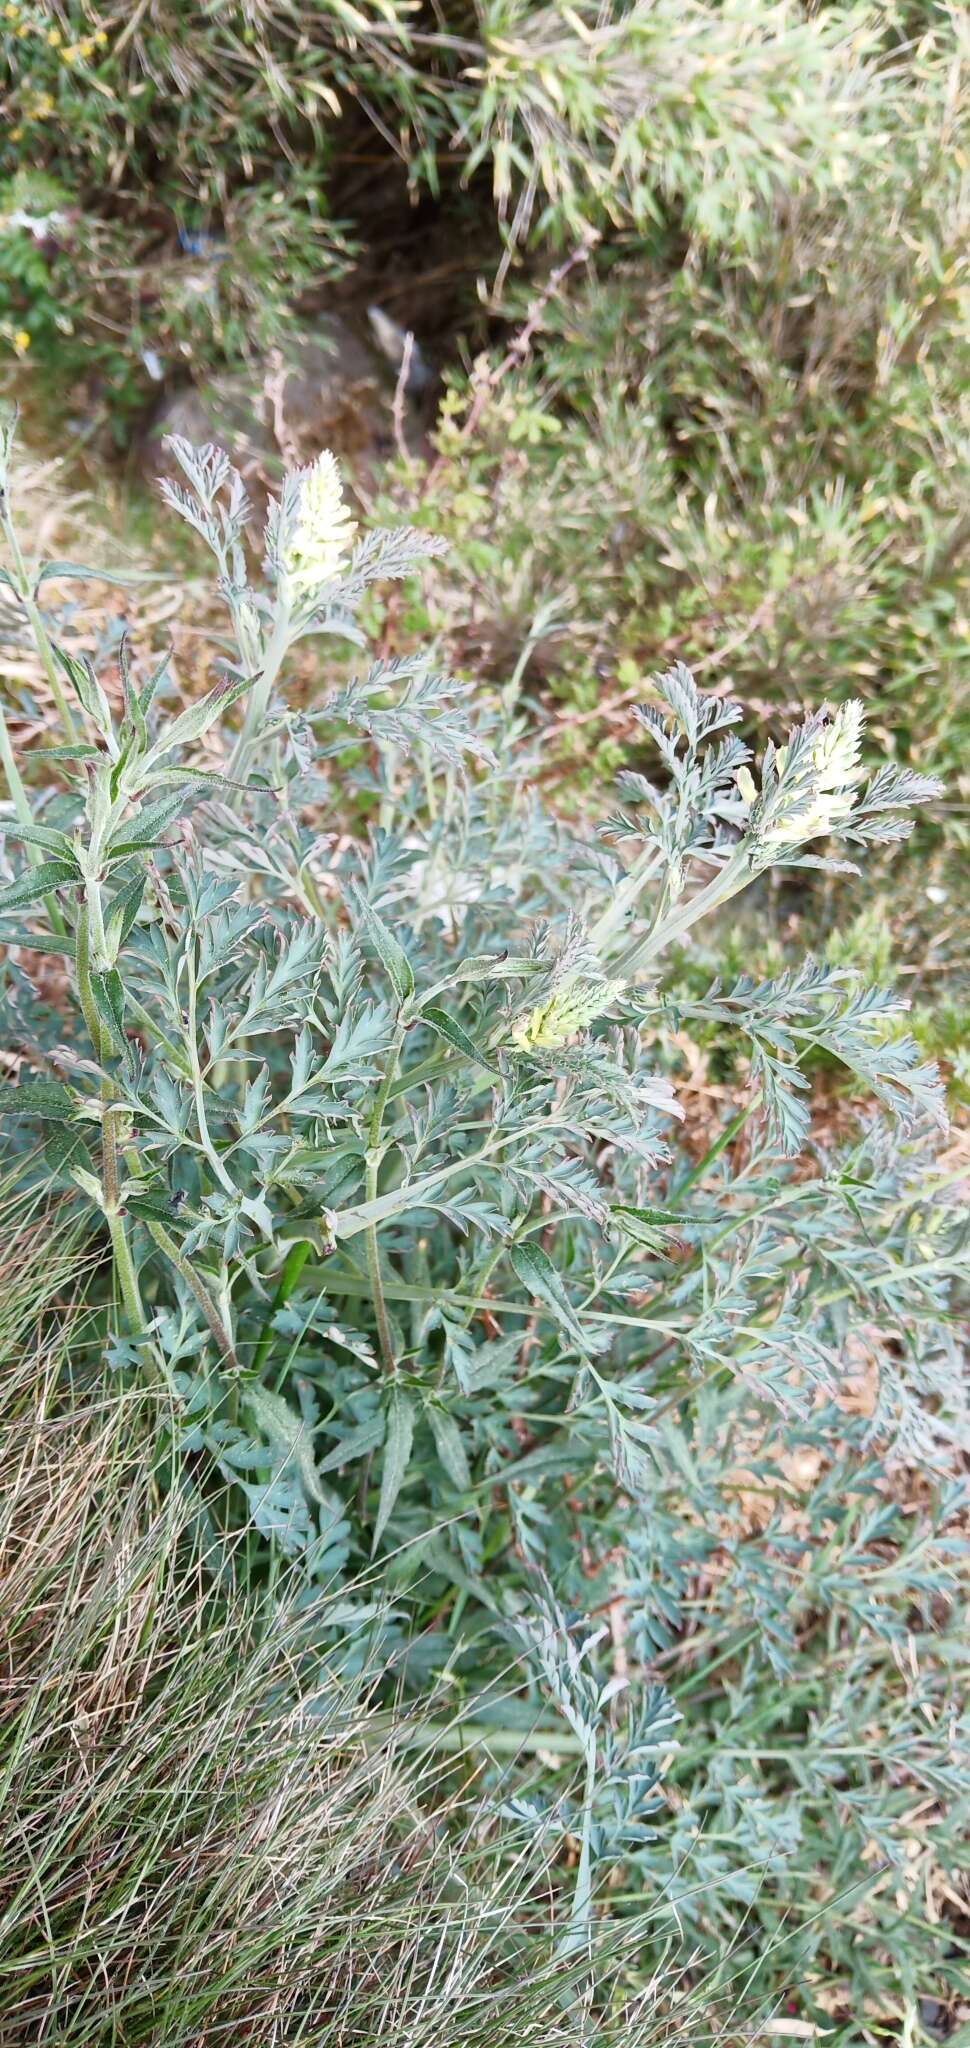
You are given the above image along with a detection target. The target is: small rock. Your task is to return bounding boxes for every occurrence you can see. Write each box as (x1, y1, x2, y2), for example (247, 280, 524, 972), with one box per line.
(144, 314, 422, 500)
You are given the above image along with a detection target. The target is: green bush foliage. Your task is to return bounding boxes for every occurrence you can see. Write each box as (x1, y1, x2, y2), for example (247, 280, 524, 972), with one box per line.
(1, 5, 962, 412)
(363, 5, 968, 833)
(1, 419, 966, 2030)
(409, 228, 969, 820)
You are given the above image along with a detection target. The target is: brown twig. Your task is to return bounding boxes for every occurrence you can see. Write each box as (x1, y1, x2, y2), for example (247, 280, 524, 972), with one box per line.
(425, 232, 600, 488)
(261, 349, 303, 471)
(391, 331, 415, 466)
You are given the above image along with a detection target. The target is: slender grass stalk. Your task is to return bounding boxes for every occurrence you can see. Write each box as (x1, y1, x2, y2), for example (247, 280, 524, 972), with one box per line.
(0, 1299, 709, 2048)
(365, 1016, 407, 1374)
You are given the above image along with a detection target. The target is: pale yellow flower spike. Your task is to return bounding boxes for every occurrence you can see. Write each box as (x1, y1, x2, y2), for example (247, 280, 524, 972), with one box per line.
(511, 976, 625, 1052)
(738, 700, 867, 846)
(282, 450, 357, 601)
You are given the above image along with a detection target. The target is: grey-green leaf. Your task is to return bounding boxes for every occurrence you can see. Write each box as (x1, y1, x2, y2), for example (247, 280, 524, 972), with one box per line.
(94, 968, 127, 1051)
(427, 1403, 471, 1491)
(422, 1005, 500, 1074)
(140, 673, 252, 766)
(509, 1239, 591, 1355)
(106, 785, 203, 860)
(0, 859, 80, 911)
(351, 888, 414, 1007)
(37, 559, 154, 588)
(317, 1413, 386, 1477)
(3, 822, 74, 858)
(372, 1385, 414, 1553)
(243, 1383, 328, 1506)
(0, 1078, 75, 1120)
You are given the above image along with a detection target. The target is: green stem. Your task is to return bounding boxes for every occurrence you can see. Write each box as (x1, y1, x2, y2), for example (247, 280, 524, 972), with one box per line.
(94, 1106, 149, 1348)
(75, 898, 105, 1058)
(611, 847, 751, 978)
(146, 1219, 240, 1372)
(365, 1017, 406, 1374)
(85, 867, 108, 963)
(329, 1124, 529, 1241)
(588, 842, 662, 952)
(365, 1213, 396, 1375)
(186, 942, 235, 1193)
(101, 1102, 122, 1211)
(107, 1209, 145, 1332)
(227, 606, 290, 784)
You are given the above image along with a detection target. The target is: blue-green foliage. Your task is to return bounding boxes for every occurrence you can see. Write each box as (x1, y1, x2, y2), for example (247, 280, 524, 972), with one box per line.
(0, 421, 965, 2021)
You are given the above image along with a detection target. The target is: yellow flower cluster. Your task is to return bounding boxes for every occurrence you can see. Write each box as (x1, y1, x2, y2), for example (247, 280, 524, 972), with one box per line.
(1, 5, 107, 57)
(281, 451, 357, 601)
(511, 975, 624, 1052)
(61, 28, 108, 59)
(737, 699, 866, 846)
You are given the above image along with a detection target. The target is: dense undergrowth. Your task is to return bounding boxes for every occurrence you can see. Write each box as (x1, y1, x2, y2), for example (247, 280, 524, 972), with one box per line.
(3, 5, 969, 836)
(2, 3, 921, 397)
(0, 420, 967, 2040)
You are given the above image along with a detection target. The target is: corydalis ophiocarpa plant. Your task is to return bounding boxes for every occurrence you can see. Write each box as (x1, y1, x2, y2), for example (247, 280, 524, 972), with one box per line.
(1, 418, 963, 1937)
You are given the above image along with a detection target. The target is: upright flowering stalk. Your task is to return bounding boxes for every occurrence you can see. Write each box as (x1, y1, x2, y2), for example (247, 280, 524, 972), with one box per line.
(280, 451, 358, 604)
(736, 699, 866, 846)
(229, 449, 358, 778)
(605, 688, 937, 983)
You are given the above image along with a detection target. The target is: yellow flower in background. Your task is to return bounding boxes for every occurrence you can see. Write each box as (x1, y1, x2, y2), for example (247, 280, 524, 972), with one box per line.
(46, 23, 61, 42)
(281, 451, 357, 601)
(13, 330, 32, 354)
